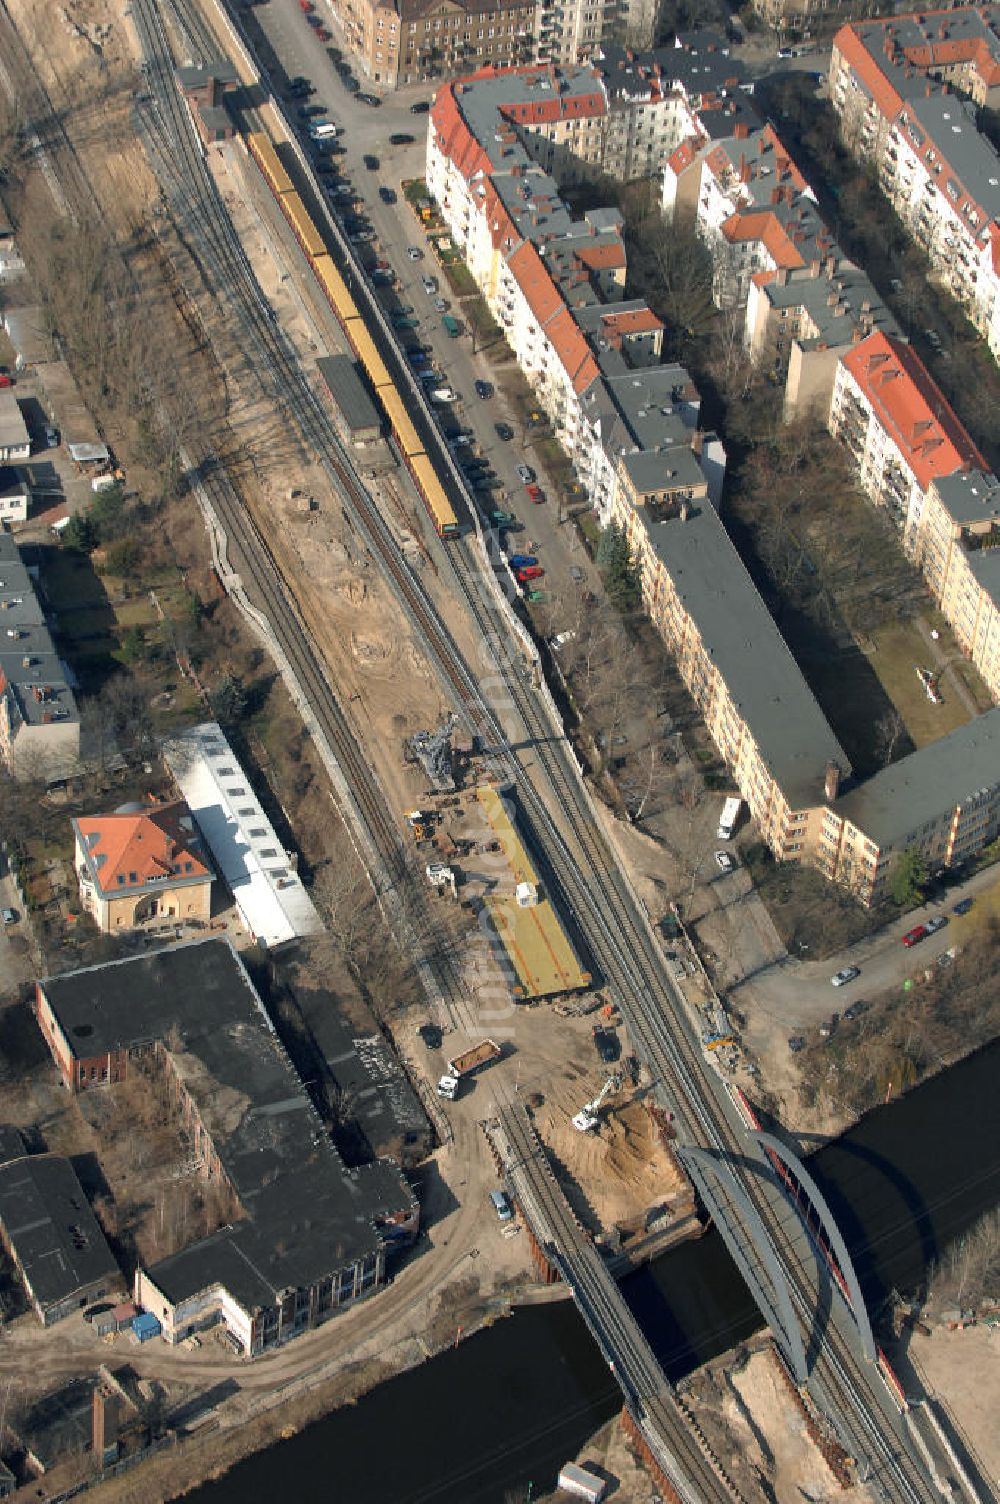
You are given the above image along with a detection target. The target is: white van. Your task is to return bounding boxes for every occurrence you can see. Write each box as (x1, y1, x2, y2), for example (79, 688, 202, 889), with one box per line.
(490, 1190, 513, 1222)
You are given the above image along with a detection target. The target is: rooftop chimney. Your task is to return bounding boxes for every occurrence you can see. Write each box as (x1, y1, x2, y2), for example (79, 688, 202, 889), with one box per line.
(824, 761, 841, 802)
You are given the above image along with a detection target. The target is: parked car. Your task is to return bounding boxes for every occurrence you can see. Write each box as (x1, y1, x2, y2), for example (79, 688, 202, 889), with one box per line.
(421, 274, 438, 294)
(788, 1037, 805, 1054)
(343, 76, 361, 93)
(406, 245, 423, 261)
(431, 387, 457, 403)
(953, 896, 974, 916)
(363, 153, 380, 170)
(417, 1022, 442, 1049)
(924, 914, 947, 934)
(494, 422, 514, 441)
(447, 434, 471, 448)
(901, 925, 928, 947)
(491, 509, 516, 527)
(44, 424, 60, 448)
(0, 374, 13, 389)
(410, 100, 430, 114)
(378, 185, 397, 204)
(526, 483, 543, 503)
(508, 554, 537, 568)
(390, 132, 415, 145)
(515, 565, 544, 581)
(843, 1001, 867, 1021)
(831, 966, 860, 987)
(714, 849, 736, 873)
(475, 379, 493, 399)
(1, 907, 17, 924)
(516, 464, 535, 484)
(358, 92, 381, 107)
(490, 1189, 514, 1222)
(298, 103, 325, 118)
(433, 296, 448, 313)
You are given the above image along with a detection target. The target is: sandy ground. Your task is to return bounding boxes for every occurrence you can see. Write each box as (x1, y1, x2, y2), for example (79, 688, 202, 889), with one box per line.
(680, 1342, 876, 1504)
(903, 1325, 1000, 1491)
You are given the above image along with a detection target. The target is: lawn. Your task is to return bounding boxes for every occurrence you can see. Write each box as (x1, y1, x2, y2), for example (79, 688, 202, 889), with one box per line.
(868, 618, 982, 746)
(442, 260, 477, 298)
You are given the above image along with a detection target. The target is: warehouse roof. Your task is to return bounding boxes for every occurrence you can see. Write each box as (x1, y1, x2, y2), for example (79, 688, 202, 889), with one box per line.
(0, 1155, 119, 1316)
(476, 784, 591, 999)
(317, 354, 382, 435)
(163, 721, 321, 949)
(0, 389, 29, 454)
(38, 940, 416, 1312)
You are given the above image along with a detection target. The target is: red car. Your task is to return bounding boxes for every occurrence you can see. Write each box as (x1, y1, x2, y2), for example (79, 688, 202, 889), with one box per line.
(516, 565, 544, 582)
(298, 0, 314, 11)
(902, 925, 928, 947)
(0, 374, 13, 389)
(526, 483, 543, 503)
(317, 25, 331, 38)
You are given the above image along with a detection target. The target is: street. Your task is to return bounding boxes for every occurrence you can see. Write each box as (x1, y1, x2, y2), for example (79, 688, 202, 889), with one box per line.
(242, 0, 605, 625)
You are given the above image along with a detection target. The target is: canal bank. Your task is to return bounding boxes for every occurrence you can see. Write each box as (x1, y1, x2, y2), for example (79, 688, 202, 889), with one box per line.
(167, 1040, 1000, 1504)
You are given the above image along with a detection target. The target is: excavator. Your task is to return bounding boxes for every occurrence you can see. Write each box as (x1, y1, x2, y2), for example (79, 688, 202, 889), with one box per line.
(572, 1073, 622, 1133)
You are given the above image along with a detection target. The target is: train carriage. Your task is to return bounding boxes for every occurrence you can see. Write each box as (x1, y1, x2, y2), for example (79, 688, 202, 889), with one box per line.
(247, 132, 294, 199)
(410, 453, 459, 538)
(313, 254, 361, 329)
(344, 319, 393, 395)
(378, 382, 424, 463)
(282, 191, 327, 263)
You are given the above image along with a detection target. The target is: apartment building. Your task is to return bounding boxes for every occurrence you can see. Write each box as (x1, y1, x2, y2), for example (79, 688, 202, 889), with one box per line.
(818, 709, 1000, 905)
(0, 534, 79, 781)
(427, 65, 715, 516)
(829, 330, 985, 535)
(329, 0, 536, 88)
(612, 489, 851, 856)
(906, 469, 1000, 700)
(663, 118, 833, 309)
(745, 257, 900, 417)
(830, 8, 1000, 360)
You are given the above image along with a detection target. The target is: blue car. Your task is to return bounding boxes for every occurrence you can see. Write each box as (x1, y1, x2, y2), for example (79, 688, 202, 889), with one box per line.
(953, 896, 974, 916)
(408, 351, 429, 366)
(508, 554, 537, 568)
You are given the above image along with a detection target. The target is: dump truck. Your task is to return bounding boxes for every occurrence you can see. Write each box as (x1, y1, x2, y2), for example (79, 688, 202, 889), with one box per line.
(436, 1038, 502, 1099)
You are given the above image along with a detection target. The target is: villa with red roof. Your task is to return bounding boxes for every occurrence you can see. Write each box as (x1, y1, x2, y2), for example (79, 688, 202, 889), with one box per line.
(72, 800, 213, 933)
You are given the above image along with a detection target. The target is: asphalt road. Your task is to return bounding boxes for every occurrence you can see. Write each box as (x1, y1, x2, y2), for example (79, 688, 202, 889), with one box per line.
(731, 863, 999, 1034)
(245, 0, 605, 629)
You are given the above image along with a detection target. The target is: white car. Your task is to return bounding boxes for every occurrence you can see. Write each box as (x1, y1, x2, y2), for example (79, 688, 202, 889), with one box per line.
(516, 464, 535, 484)
(831, 966, 860, 988)
(421, 275, 438, 294)
(407, 246, 423, 261)
(431, 387, 457, 403)
(714, 850, 735, 873)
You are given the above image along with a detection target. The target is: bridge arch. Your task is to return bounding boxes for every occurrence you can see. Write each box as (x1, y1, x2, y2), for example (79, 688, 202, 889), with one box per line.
(753, 1132, 877, 1366)
(679, 1145, 808, 1385)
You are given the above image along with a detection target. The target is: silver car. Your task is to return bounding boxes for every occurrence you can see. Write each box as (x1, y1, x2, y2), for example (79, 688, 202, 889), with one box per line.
(831, 966, 860, 988)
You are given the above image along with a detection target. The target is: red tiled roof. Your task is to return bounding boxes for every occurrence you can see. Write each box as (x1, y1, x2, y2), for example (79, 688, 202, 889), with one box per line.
(507, 240, 562, 325)
(545, 306, 600, 394)
(599, 307, 663, 335)
(833, 23, 905, 121)
(574, 242, 627, 270)
(74, 801, 211, 897)
(841, 332, 986, 491)
(720, 210, 805, 271)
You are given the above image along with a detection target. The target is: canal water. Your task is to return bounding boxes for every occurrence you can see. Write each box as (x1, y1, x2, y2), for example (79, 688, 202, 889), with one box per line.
(184, 1042, 1000, 1504)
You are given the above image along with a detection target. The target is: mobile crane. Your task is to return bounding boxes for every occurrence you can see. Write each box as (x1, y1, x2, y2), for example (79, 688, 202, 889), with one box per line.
(572, 1074, 622, 1132)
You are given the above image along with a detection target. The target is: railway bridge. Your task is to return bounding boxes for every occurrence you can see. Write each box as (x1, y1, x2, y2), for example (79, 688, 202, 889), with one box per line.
(486, 1097, 750, 1504)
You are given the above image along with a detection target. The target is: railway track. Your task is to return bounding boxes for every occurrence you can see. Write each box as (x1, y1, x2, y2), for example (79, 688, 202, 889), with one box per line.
(18, 1, 944, 1494)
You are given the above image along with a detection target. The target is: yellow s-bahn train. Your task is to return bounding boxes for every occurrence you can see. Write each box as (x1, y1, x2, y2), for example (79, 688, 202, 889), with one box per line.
(246, 133, 459, 540)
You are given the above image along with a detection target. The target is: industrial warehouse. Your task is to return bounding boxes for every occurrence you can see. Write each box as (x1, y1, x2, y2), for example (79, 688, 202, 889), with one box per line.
(33, 939, 418, 1355)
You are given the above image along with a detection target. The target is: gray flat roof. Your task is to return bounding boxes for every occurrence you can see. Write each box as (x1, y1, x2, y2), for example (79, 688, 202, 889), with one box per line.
(621, 445, 707, 495)
(40, 940, 414, 1311)
(931, 469, 1000, 526)
(834, 707, 1000, 849)
(317, 354, 382, 433)
(640, 502, 849, 807)
(0, 534, 79, 729)
(0, 1155, 119, 1312)
(0, 389, 29, 452)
